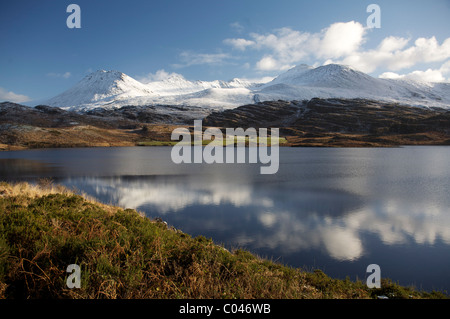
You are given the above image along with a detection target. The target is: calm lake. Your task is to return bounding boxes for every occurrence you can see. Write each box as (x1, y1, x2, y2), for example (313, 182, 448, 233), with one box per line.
(1, 146, 449, 293)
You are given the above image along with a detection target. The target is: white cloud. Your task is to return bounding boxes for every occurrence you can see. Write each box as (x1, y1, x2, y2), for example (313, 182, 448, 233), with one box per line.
(230, 22, 244, 33)
(440, 60, 450, 75)
(338, 36, 450, 73)
(249, 27, 312, 68)
(379, 60, 450, 83)
(255, 55, 293, 71)
(254, 57, 274, 71)
(378, 36, 410, 52)
(379, 69, 445, 82)
(223, 38, 255, 51)
(47, 72, 71, 79)
(404, 69, 446, 82)
(224, 21, 366, 72)
(318, 21, 366, 58)
(137, 69, 185, 83)
(0, 87, 30, 103)
(378, 72, 403, 80)
(223, 21, 450, 78)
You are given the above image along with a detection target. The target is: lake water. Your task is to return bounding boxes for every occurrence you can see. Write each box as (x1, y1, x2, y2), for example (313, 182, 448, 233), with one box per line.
(1, 146, 449, 293)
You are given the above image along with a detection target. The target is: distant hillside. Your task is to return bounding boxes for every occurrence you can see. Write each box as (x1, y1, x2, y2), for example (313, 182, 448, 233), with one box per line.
(203, 98, 450, 147)
(1, 98, 450, 150)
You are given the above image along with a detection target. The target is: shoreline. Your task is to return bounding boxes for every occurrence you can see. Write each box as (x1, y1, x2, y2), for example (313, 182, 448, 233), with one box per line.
(1, 135, 449, 152)
(0, 181, 447, 299)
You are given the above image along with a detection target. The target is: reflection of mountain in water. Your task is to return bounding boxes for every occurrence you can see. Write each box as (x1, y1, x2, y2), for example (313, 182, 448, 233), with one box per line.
(60, 175, 450, 262)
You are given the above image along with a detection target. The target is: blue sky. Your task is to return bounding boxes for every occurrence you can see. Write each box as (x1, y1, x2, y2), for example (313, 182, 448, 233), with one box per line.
(1, 0, 449, 103)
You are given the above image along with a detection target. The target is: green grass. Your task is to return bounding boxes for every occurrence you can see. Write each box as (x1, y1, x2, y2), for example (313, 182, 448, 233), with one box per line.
(0, 181, 446, 299)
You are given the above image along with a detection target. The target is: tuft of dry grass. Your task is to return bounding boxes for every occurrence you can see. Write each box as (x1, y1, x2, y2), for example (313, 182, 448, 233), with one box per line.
(0, 180, 72, 198)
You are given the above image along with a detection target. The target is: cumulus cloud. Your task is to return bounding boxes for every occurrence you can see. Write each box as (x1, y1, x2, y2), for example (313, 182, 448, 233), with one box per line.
(224, 21, 366, 71)
(247, 27, 313, 70)
(337, 36, 450, 73)
(223, 21, 450, 80)
(379, 60, 450, 82)
(318, 21, 366, 58)
(255, 55, 293, 72)
(223, 38, 255, 51)
(378, 36, 410, 52)
(137, 69, 185, 83)
(0, 87, 30, 103)
(379, 69, 445, 83)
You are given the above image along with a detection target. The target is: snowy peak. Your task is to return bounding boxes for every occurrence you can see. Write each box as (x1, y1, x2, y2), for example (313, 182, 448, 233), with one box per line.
(268, 64, 376, 89)
(44, 70, 154, 109)
(268, 64, 314, 85)
(256, 63, 450, 108)
(83, 69, 123, 82)
(75, 70, 153, 95)
(85, 70, 153, 94)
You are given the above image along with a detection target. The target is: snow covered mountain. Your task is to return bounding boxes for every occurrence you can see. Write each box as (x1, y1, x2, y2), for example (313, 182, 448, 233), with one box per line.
(145, 73, 258, 96)
(255, 64, 450, 108)
(41, 70, 260, 111)
(40, 64, 450, 111)
(44, 70, 156, 109)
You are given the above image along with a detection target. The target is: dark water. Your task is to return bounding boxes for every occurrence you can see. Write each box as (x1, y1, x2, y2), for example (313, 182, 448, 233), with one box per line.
(1, 146, 449, 293)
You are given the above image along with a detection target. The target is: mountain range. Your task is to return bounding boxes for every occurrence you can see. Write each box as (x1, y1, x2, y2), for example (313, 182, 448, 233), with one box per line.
(37, 64, 450, 111)
(2, 63, 449, 150)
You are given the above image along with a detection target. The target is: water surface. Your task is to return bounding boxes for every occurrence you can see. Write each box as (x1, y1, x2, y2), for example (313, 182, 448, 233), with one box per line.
(1, 146, 449, 293)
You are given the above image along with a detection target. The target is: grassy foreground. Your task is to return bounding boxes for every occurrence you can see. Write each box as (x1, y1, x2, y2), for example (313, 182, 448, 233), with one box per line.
(0, 181, 446, 299)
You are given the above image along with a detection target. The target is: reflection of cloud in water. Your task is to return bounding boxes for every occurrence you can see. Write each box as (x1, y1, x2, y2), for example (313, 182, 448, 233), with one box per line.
(249, 200, 450, 261)
(65, 176, 272, 213)
(64, 176, 450, 262)
(349, 200, 450, 246)
(249, 210, 364, 261)
(321, 227, 363, 261)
